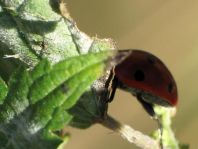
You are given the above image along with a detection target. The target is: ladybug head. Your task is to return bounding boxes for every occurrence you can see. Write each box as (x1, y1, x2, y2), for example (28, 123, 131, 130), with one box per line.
(114, 50, 178, 106)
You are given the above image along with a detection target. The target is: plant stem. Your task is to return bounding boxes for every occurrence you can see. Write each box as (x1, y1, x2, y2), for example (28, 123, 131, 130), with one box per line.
(101, 115, 161, 149)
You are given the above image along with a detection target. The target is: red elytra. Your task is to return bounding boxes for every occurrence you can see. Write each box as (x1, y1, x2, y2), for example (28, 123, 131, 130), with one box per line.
(114, 50, 178, 107)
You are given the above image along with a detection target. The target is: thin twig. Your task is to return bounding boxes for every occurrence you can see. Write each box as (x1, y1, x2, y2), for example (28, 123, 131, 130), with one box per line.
(100, 115, 161, 149)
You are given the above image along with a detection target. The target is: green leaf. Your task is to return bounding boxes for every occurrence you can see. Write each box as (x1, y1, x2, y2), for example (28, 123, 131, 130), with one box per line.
(0, 77, 8, 104)
(0, 0, 115, 148)
(0, 50, 114, 149)
(0, 66, 31, 122)
(68, 86, 105, 129)
(28, 51, 112, 104)
(29, 51, 113, 129)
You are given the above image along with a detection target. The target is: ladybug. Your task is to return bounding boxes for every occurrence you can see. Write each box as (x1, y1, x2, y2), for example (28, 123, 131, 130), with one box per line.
(105, 49, 178, 118)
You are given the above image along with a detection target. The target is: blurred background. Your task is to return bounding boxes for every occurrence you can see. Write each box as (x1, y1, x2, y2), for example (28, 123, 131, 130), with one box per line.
(65, 0, 198, 148)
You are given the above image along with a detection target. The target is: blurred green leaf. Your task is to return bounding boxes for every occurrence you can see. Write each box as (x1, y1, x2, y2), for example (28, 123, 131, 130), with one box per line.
(179, 144, 189, 149)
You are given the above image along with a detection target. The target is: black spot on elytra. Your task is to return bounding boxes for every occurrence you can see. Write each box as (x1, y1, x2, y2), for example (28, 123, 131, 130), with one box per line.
(147, 56, 155, 64)
(134, 70, 145, 81)
(168, 83, 173, 93)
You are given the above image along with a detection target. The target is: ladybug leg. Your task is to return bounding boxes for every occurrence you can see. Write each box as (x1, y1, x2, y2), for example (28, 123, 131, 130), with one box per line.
(136, 94, 163, 149)
(136, 94, 155, 117)
(105, 69, 119, 103)
(107, 76, 119, 102)
(99, 69, 118, 119)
